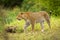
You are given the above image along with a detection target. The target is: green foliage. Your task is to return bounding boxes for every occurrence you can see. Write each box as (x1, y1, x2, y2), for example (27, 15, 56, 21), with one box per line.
(0, 0, 60, 16)
(49, 0, 60, 16)
(19, 0, 60, 16)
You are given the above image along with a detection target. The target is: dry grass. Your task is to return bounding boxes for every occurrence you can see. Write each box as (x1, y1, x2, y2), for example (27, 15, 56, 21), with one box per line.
(0, 17, 60, 40)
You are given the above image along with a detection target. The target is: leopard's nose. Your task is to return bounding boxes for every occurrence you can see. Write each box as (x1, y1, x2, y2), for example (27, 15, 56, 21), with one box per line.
(16, 17, 21, 20)
(16, 18, 21, 20)
(17, 18, 21, 20)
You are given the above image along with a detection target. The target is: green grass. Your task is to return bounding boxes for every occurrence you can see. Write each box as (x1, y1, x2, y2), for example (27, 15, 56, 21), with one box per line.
(1, 16, 60, 40)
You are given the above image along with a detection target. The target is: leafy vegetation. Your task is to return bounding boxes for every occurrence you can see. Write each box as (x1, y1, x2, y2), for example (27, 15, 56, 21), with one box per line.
(0, 0, 60, 16)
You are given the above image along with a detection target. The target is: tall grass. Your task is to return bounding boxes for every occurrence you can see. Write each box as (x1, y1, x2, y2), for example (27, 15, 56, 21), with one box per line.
(4, 17, 60, 40)
(0, 6, 60, 40)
